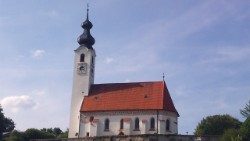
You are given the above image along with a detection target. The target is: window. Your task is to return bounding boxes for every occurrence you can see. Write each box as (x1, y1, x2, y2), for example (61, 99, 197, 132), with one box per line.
(89, 116, 94, 122)
(91, 68, 94, 75)
(104, 118, 109, 131)
(91, 56, 94, 65)
(80, 54, 85, 62)
(166, 119, 170, 131)
(134, 117, 140, 130)
(150, 117, 155, 130)
(120, 119, 124, 129)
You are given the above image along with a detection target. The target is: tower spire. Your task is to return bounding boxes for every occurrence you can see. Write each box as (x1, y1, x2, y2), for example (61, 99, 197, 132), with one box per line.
(77, 4, 95, 49)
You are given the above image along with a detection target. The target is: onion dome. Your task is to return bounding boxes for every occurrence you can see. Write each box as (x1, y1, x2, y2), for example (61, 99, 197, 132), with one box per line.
(77, 6, 95, 49)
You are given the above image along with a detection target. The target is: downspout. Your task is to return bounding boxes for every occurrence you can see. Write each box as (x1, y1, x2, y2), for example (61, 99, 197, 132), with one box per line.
(157, 110, 159, 134)
(78, 114, 81, 138)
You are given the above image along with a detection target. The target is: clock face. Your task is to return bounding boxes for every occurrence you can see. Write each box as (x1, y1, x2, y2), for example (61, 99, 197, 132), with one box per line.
(77, 63, 87, 75)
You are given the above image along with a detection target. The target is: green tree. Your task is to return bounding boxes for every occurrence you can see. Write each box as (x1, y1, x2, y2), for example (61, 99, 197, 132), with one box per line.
(220, 128, 242, 141)
(0, 106, 4, 140)
(25, 128, 55, 140)
(239, 117, 250, 141)
(0, 105, 15, 140)
(240, 100, 250, 119)
(5, 128, 68, 141)
(4, 130, 26, 141)
(53, 127, 62, 136)
(194, 114, 242, 136)
(46, 128, 53, 134)
(3, 118, 15, 133)
(57, 129, 68, 139)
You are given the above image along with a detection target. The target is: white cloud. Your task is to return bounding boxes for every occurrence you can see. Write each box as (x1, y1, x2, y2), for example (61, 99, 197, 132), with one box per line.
(0, 95, 37, 113)
(31, 49, 45, 59)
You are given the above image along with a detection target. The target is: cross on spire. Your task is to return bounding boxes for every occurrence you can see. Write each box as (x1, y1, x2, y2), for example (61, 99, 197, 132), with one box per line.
(87, 3, 89, 20)
(162, 73, 166, 81)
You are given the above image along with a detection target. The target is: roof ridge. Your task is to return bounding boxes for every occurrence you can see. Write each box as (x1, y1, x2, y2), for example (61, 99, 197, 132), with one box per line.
(92, 81, 163, 85)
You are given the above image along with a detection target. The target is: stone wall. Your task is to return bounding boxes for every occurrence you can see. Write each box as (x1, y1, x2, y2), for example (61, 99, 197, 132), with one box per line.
(30, 134, 220, 141)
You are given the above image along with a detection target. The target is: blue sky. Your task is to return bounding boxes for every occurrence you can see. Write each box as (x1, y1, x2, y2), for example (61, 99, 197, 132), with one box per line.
(0, 0, 250, 134)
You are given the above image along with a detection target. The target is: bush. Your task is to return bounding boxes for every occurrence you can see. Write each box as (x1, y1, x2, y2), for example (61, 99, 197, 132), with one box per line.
(195, 114, 242, 136)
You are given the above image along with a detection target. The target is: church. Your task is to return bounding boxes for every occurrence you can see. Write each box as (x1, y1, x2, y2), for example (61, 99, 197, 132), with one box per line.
(68, 7, 179, 138)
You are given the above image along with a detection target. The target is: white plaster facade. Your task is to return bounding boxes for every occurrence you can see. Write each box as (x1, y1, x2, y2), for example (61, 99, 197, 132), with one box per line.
(79, 110, 178, 137)
(69, 46, 96, 138)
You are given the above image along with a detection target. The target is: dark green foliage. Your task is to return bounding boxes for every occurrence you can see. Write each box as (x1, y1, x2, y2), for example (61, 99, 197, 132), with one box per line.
(240, 100, 250, 119)
(220, 128, 242, 141)
(25, 128, 56, 139)
(45, 128, 53, 134)
(0, 105, 15, 140)
(194, 114, 242, 136)
(240, 118, 250, 141)
(3, 118, 15, 133)
(53, 127, 62, 136)
(40, 128, 63, 137)
(4, 130, 26, 141)
(57, 129, 68, 139)
(0, 106, 4, 140)
(4, 128, 68, 140)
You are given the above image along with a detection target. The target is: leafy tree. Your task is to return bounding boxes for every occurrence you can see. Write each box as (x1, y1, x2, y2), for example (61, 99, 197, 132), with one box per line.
(4, 130, 26, 141)
(220, 128, 242, 141)
(53, 127, 62, 136)
(3, 117, 15, 133)
(25, 128, 56, 140)
(57, 130, 68, 139)
(4, 128, 68, 140)
(239, 117, 250, 141)
(46, 128, 53, 134)
(0, 105, 15, 140)
(240, 100, 250, 118)
(194, 114, 242, 136)
(40, 128, 47, 132)
(0, 106, 4, 140)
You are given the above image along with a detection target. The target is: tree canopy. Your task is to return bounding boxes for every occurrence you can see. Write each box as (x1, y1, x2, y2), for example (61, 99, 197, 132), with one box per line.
(4, 128, 68, 140)
(240, 100, 250, 118)
(239, 117, 250, 141)
(0, 105, 15, 140)
(194, 114, 242, 136)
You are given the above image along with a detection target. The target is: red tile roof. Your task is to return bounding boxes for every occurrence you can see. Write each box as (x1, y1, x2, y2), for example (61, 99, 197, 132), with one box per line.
(80, 81, 179, 116)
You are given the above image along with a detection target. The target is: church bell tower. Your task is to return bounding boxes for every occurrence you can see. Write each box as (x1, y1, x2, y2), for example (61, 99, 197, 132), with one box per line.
(69, 6, 95, 138)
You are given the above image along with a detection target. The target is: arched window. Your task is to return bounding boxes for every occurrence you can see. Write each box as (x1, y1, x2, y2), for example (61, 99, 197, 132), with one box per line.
(166, 119, 170, 131)
(120, 119, 124, 129)
(134, 117, 140, 130)
(104, 118, 109, 131)
(150, 117, 155, 130)
(80, 54, 85, 62)
(91, 56, 94, 65)
(89, 116, 94, 122)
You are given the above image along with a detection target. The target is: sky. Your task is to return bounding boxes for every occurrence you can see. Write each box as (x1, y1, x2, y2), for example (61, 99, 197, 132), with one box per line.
(0, 0, 250, 134)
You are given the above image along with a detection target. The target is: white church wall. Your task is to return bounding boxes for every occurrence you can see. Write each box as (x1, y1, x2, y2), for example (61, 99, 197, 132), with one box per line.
(79, 110, 178, 137)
